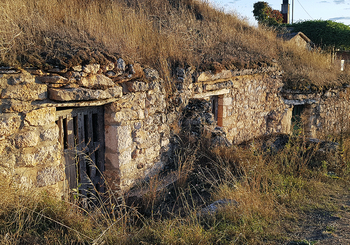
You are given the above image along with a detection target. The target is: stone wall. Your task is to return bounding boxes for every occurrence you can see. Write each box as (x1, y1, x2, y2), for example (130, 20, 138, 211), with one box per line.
(0, 72, 64, 195)
(0, 62, 126, 196)
(222, 73, 288, 144)
(282, 88, 350, 139)
(104, 78, 171, 190)
(191, 68, 290, 144)
(1, 62, 349, 196)
(0, 62, 175, 194)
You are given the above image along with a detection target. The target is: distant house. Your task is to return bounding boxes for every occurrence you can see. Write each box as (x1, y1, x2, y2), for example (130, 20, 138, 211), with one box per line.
(278, 31, 315, 50)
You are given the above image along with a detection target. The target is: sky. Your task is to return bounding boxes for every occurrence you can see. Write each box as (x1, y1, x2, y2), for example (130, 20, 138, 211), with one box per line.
(209, 0, 350, 26)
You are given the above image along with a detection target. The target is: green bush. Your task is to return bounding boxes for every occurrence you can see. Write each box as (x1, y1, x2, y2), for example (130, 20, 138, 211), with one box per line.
(288, 20, 350, 50)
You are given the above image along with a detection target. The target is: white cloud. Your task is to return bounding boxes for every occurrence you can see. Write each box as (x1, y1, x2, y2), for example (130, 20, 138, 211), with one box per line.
(329, 16, 350, 21)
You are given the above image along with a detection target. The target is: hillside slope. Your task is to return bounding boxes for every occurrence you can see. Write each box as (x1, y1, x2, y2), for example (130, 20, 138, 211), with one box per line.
(0, 0, 348, 89)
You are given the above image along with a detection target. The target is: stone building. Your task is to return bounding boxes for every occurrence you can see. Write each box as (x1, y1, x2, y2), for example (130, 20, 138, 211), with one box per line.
(1, 61, 349, 197)
(278, 31, 315, 50)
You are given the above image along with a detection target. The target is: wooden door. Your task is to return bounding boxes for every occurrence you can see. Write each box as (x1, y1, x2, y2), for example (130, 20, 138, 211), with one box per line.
(56, 106, 105, 196)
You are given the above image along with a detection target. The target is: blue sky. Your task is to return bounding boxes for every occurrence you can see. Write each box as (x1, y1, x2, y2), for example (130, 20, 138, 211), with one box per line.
(209, 0, 350, 26)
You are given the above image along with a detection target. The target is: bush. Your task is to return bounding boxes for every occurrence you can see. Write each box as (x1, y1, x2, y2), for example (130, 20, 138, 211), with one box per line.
(288, 20, 350, 50)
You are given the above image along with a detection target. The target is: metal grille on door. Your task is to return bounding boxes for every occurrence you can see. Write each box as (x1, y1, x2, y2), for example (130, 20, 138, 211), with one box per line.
(55, 106, 105, 197)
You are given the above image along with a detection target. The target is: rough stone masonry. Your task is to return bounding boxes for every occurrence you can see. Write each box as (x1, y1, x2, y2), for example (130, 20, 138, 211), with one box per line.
(0, 61, 349, 197)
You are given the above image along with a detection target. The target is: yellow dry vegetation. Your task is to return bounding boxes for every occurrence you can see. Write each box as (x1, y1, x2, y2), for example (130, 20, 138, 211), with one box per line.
(1, 0, 347, 88)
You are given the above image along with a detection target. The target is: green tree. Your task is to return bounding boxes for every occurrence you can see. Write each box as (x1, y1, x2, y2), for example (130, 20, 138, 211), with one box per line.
(288, 20, 350, 50)
(253, 1, 283, 26)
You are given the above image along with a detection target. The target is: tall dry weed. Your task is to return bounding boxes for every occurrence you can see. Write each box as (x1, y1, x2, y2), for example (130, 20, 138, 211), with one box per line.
(278, 40, 344, 90)
(1, 129, 349, 244)
(193, 130, 348, 242)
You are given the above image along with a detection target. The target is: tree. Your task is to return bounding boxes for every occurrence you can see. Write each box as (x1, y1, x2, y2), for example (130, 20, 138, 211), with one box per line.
(269, 10, 284, 25)
(288, 20, 350, 50)
(253, 1, 283, 26)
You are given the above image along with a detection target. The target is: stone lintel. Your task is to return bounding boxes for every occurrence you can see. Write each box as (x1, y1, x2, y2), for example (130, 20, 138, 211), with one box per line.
(48, 86, 122, 101)
(198, 70, 233, 82)
(284, 99, 317, 105)
(193, 89, 230, 99)
(45, 97, 120, 109)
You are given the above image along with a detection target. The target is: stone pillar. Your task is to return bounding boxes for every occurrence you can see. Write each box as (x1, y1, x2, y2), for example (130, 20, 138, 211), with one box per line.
(105, 124, 133, 189)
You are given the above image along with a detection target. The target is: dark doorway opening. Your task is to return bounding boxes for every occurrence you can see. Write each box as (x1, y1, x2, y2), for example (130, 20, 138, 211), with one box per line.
(211, 96, 218, 123)
(291, 104, 305, 134)
(211, 95, 223, 127)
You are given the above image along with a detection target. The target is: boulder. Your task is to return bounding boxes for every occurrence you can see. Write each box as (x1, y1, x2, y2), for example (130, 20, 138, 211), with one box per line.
(82, 64, 100, 74)
(8, 71, 35, 85)
(37, 75, 68, 84)
(116, 58, 126, 72)
(77, 74, 115, 89)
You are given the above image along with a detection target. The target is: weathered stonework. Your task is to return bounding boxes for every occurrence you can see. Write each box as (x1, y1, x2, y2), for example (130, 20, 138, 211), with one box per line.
(49, 86, 122, 101)
(281, 88, 350, 138)
(1, 83, 47, 101)
(0, 114, 21, 139)
(191, 71, 288, 144)
(223, 74, 288, 143)
(104, 77, 170, 190)
(25, 108, 56, 126)
(0, 64, 126, 197)
(1, 61, 349, 197)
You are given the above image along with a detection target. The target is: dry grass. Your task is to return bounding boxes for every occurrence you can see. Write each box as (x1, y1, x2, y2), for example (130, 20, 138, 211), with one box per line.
(0, 176, 97, 244)
(0, 0, 346, 88)
(1, 0, 266, 73)
(278, 41, 347, 90)
(193, 130, 350, 242)
(1, 130, 350, 244)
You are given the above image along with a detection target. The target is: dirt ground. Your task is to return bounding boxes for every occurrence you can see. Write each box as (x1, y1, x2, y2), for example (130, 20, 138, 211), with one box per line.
(283, 183, 350, 245)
